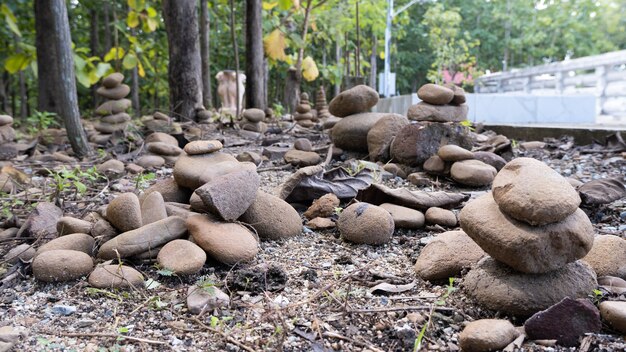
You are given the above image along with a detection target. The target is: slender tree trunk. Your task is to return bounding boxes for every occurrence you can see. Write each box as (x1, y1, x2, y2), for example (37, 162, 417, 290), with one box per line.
(335, 41, 341, 96)
(284, 0, 313, 112)
(18, 71, 27, 119)
(163, 0, 203, 121)
(131, 66, 140, 116)
(90, 9, 100, 107)
(229, 0, 240, 116)
(35, 0, 92, 157)
(103, 1, 112, 54)
(200, 0, 212, 108)
(245, 0, 265, 110)
(369, 33, 377, 90)
(0, 72, 7, 113)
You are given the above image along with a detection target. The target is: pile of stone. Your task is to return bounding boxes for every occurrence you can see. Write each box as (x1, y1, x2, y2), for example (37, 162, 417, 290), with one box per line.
(283, 138, 321, 167)
(422, 144, 502, 187)
(240, 108, 268, 134)
(136, 132, 184, 168)
(389, 83, 472, 167)
(293, 93, 314, 128)
(141, 111, 181, 134)
(90, 73, 132, 144)
(0, 115, 15, 145)
(458, 157, 596, 316)
(315, 86, 331, 122)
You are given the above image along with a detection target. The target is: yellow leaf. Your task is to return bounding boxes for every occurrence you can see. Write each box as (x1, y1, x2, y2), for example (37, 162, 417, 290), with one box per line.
(137, 60, 145, 77)
(379, 51, 385, 60)
(127, 11, 140, 28)
(262, 1, 278, 10)
(310, 20, 317, 32)
(263, 29, 287, 61)
(301, 56, 319, 82)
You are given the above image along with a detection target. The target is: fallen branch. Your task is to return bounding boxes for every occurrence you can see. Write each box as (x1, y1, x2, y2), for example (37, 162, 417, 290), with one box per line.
(348, 306, 455, 314)
(39, 331, 166, 345)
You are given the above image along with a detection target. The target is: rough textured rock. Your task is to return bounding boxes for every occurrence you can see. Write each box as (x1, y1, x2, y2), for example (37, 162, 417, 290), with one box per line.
(583, 235, 626, 279)
(463, 257, 597, 316)
(98, 216, 187, 259)
(390, 122, 472, 166)
(366, 114, 409, 161)
(173, 152, 256, 190)
(184, 140, 223, 155)
(492, 157, 581, 226)
(414, 230, 485, 281)
(328, 85, 379, 117)
(88, 264, 144, 289)
(450, 159, 497, 187)
(379, 203, 425, 229)
(417, 84, 454, 105)
(473, 151, 507, 171)
(142, 177, 193, 204)
(187, 214, 258, 265)
(460, 193, 594, 274)
(438, 144, 474, 161)
(195, 170, 260, 221)
(4, 244, 36, 264)
(337, 203, 394, 245)
(32, 250, 94, 282)
(35, 233, 95, 257)
(283, 149, 321, 167)
(459, 319, 520, 352)
(239, 191, 302, 240)
(303, 193, 340, 220)
(187, 285, 230, 314)
(106, 193, 142, 232)
(140, 191, 168, 225)
(524, 297, 601, 347)
(331, 112, 392, 152)
(56, 217, 93, 236)
(425, 207, 457, 227)
(407, 102, 468, 122)
(25, 202, 63, 240)
(578, 178, 626, 205)
(157, 239, 206, 275)
(599, 301, 626, 334)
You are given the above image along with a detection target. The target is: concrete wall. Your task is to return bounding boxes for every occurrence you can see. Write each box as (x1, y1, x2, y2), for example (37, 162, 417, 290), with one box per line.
(373, 93, 597, 125)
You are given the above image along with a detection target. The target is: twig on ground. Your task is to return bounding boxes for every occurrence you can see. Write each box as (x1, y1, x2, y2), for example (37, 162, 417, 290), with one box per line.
(348, 306, 455, 314)
(38, 331, 167, 345)
(257, 164, 293, 172)
(322, 331, 385, 352)
(188, 317, 256, 352)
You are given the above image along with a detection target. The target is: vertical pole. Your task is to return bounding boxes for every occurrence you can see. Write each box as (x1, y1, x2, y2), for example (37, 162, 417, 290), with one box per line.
(383, 0, 392, 97)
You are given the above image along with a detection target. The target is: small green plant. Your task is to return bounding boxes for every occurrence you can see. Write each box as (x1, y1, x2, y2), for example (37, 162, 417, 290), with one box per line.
(147, 295, 168, 310)
(134, 171, 156, 191)
(272, 102, 284, 118)
(23, 110, 59, 135)
(590, 289, 605, 305)
(85, 287, 123, 301)
(196, 277, 216, 294)
(0, 193, 28, 220)
(414, 278, 457, 351)
(47, 166, 104, 201)
(460, 119, 475, 132)
(436, 277, 456, 305)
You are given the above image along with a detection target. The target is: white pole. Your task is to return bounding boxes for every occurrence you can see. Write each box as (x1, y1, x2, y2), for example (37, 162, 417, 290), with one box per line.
(383, 0, 393, 97)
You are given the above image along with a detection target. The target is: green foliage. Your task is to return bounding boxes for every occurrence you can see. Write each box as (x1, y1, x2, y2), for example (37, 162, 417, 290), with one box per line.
(134, 171, 156, 191)
(46, 166, 104, 202)
(0, 193, 28, 220)
(22, 110, 59, 134)
(436, 277, 456, 306)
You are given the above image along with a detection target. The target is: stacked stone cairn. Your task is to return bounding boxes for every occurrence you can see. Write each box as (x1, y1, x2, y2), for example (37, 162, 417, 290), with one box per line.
(0, 114, 15, 145)
(458, 157, 596, 316)
(315, 86, 332, 123)
(137, 132, 184, 168)
(90, 73, 132, 144)
(293, 92, 315, 128)
(422, 144, 502, 187)
(240, 108, 268, 133)
(25, 139, 303, 313)
(141, 111, 181, 135)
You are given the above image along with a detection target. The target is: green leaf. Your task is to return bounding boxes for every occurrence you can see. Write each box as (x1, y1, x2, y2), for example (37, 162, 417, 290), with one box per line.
(144, 17, 158, 32)
(1, 4, 21, 37)
(146, 6, 157, 18)
(278, 0, 292, 11)
(4, 53, 30, 73)
(117, 326, 129, 334)
(122, 53, 138, 69)
(104, 47, 125, 62)
(128, 0, 137, 10)
(96, 62, 112, 77)
(145, 278, 161, 290)
(127, 11, 139, 28)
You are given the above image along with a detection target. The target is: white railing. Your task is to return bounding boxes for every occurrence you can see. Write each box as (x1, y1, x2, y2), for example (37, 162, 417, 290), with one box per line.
(474, 50, 626, 116)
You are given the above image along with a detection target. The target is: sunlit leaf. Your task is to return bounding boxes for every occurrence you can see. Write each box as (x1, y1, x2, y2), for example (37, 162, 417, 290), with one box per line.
(104, 47, 125, 62)
(144, 16, 158, 32)
(262, 1, 278, 10)
(122, 53, 138, 69)
(1, 4, 21, 37)
(128, 0, 137, 10)
(301, 56, 319, 81)
(263, 29, 287, 61)
(146, 6, 157, 18)
(278, 0, 292, 11)
(96, 62, 112, 77)
(137, 60, 145, 78)
(4, 53, 30, 73)
(75, 69, 91, 88)
(127, 11, 139, 28)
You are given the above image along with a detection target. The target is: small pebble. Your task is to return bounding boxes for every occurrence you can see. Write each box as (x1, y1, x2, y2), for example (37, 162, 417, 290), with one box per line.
(52, 305, 76, 316)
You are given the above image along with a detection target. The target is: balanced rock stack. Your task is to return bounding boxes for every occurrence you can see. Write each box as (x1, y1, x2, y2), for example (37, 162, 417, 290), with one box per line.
(91, 73, 132, 143)
(389, 83, 472, 166)
(330, 85, 409, 154)
(460, 157, 597, 316)
(315, 86, 332, 122)
(422, 144, 501, 187)
(0, 115, 15, 145)
(142, 111, 181, 134)
(137, 132, 184, 167)
(293, 92, 315, 128)
(240, 108, 268, 133)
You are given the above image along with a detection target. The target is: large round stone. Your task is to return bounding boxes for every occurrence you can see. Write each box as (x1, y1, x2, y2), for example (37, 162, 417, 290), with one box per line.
(328, 85, 379, 117)
(157, 239, 206, 275)
(407, 102, 468, 122)
(460, 193, 594, 274)
(459, 319, 519, 352)
(32, 250, 94, 282)
(337, 203, 394, 245)
(102, 72, 124, 88)
(35, 233, 95, 257)
(390, 122, 472, 166)
(88, 264, 144, 289)
(283, 149, 321, 167)
(331, 112, 391, 152)
(95, 99, 132, 115)
(239, 191, 302, 240)
(98, 216, 187, 259)
(492, 157, 581, 226)
(173, 152, 256, 190)
(146, 142, 183, 156)
(414, 230, 485, 281)
(463, 257, 597, 316)
(187, 214, 258, 265)
(145, 132, 178, 146)
(106, 193, 142, 232)
(450, 160, 497, 187)
(438, 144, 474, 161)
(417, 84, 454, 105)
(97, 84, 130, 100)
(140, 191, 168, 225)
(56, 217, 93, 236)
(599, 301, 626, 334)
(184, 140, 223, 155)
(243, 108, 265, 122)
(583, 235, 626, 279)
(366, 114, 409, 161)
(379, 203, 424, 229)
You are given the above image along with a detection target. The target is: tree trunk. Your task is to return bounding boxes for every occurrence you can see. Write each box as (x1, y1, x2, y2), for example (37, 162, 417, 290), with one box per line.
(245, 0, 265, 110)
(199, 0, 212, 109)
(35, 0, 92, 157)
(229, 0, 241, 117)
(335, 41, 341, 96)
(163, 0, 203, 121)
(369, 33, 377, 90)
(103, 1, 112, 54)
(284, 0, 313, 112)
(18, 71, 27, 119)
(131, 66, 140, 116)
(0, 72, 7, 113)
(90, 8, 100, 107)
